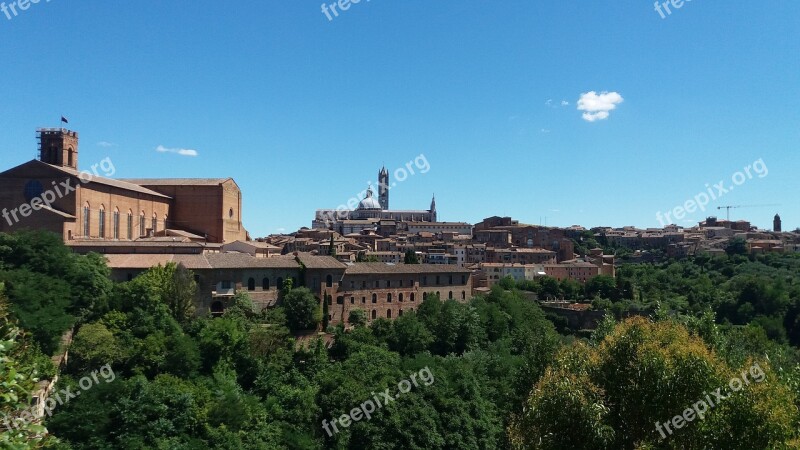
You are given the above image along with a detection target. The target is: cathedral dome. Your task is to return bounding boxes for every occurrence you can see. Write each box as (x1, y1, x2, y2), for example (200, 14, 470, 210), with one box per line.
(358, 187, 383, 210)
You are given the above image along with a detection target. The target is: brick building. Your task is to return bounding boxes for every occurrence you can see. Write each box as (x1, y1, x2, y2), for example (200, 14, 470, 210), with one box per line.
(0, 128, 248, 243)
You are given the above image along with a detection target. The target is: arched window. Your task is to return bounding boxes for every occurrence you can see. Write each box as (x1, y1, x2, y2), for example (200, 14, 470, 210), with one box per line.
(387, 310, 392, 319)
(164, 214, 169, 230)
(248, 278, 256, 291)
(67, 148, 74, 167)
(387, 293, 392, 303)
(372, 294, 377, 303)
(127, 211, 133, 240)
(449, 291, 453, 300)
(399, 293, 404, 302)
(371, 310, 377, 320)
(151, 213, 158, 234)
(262, 278, 270, 290)
(326, 275, 333, 288)
(410, 293, 415, 302)
(83, 203, 90, 237)
(98, 205, 106, 238)
(399, 309, 403, 317)
(140, 212, 146, 237)
(113, 208, 120, 240)
(462, 291, 466, 300)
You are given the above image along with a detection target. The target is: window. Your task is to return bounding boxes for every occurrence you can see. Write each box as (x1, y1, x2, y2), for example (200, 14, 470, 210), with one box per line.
(387, 293, 392, 303)
(372, 310, 377, 320)
(350, 297, 355, 304)
(462, 275, 467, 284)
(375, 280, 380, 288)
(98, 206, 106, 238)
(152, 213, 157, 234)
(164, 214, 169, 229)
(350, 280, 355, 289)
(423, 292, 428, 301)
(127, 212, 133, 240)
(262, 278, 270, 290)
(449, 291, 453, 299)
(362, 297, 366, 304)
(362, 280, 367, 288)
(337, 296, 344, 305)
(436, 276, 441, 285)
(386, 280, 390, 288)
(387, 310, 392, 319)
(221, 281, 232, 289)
(399, 293, 404, 302)
(113, 209, 120, 239)
(67, 148, 74, 167)
(248, 278, 255, 291)
(449, 275, 453, 284)
(411, 293, 415, 302)
(462, 291, 466, 300)
(328, 296, 332, 305)
(326, 275, 333, 288)
(83, 204, 90, 237)
(422, 276, 427, 286)
(140, 212, 146, 237)
(399, 309, 403, 317)
(372, 294, 377, 303)
(400, 280, 404, 287)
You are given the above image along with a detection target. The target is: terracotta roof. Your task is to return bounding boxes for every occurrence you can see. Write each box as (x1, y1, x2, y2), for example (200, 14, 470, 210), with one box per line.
(295, 254, 348, 269)
(344, 263, 471, 275)
(105, 254, 212, 270)
(39, 162, 171, 199)
(119, 178, 233, 186)
(106, 253, 301, 270)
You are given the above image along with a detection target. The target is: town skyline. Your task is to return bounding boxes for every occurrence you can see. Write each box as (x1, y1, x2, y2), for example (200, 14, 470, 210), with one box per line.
(1, 1, 797, 236)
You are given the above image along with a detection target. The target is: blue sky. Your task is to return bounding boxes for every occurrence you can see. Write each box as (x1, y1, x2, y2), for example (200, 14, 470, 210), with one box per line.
(1, 0, 797, 236)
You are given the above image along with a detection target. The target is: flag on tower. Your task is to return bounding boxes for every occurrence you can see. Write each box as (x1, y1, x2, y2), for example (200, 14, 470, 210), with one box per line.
(61, 116, 69, 124)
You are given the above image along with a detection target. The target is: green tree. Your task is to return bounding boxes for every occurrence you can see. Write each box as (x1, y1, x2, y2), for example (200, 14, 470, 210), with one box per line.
(404, 249, 420, 264)
(0, 283, 51, 447)
(348, 309, 367, 327)
(282, 288, 322, 332)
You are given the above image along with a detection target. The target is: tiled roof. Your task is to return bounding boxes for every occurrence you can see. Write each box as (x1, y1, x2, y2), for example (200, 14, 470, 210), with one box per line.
(295, 254, 348, 270)
(40, 162, 171, 199)
(120, 178, 232, 186)
(344, 263, 471, 275)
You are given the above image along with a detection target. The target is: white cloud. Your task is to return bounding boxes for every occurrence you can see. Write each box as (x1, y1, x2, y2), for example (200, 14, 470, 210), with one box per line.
(577, 91, 624, 122)
(545, 99, 554, 107)
(97, 141, 116, 148)
(156, 145, 198, 157)
(560, 100, 569, 106)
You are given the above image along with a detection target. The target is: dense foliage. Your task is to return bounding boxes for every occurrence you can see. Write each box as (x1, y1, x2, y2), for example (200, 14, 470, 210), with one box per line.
(1, 231, 799, 448)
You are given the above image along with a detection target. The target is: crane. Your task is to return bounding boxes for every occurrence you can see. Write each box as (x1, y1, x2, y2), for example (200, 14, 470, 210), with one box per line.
(716, 204, 781, 221)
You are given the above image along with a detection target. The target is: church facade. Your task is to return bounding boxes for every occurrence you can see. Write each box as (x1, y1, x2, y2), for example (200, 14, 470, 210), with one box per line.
(313, 167, 437, 234)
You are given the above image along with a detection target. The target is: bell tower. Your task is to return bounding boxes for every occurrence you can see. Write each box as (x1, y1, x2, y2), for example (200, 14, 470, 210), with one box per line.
(37, 128, 79, 169)
(378, 166, 389, 210)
